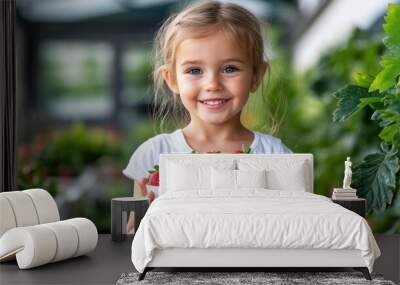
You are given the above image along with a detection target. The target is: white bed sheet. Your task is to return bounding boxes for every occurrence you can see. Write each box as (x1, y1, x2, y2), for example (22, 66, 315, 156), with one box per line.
(131, 189, 380, 273)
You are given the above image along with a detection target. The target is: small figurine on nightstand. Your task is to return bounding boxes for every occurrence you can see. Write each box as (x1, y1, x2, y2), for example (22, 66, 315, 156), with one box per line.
(332, 157, 358, 200)
(343, 156, 353, 190)
(332, 157, 365, 217)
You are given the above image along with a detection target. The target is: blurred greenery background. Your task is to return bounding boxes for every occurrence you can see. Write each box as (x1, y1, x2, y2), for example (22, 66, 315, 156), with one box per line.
(15, 0, 399, 234)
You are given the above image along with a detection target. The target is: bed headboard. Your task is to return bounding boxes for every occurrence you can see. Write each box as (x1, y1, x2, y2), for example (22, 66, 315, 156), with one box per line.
(159, 153, 313, 195)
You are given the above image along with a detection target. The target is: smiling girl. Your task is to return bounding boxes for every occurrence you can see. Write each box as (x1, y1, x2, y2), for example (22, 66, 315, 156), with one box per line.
(123, 0, 292, 209)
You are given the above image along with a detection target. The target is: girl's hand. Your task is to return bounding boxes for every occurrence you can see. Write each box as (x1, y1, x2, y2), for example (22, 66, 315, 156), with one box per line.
(137, 178, 155, 204)
(127, 178, 155, 234)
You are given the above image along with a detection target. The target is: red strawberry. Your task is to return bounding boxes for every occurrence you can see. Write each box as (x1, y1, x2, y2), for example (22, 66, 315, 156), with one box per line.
(148, 171, 159, 186)
(233, 150, 244, 153)
(148, 165, 159, 186)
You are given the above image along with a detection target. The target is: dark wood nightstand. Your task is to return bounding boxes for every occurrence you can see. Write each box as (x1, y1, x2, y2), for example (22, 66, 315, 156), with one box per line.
(111, 197, 149, 242)
(332, 198, 366, 217)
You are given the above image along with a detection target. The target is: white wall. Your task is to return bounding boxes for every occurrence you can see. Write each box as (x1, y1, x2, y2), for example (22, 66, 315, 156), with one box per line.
(293, 0, 398, 73)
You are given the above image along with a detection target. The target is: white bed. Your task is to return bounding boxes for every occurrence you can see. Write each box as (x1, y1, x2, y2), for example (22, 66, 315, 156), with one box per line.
(131, 154, 380, 281)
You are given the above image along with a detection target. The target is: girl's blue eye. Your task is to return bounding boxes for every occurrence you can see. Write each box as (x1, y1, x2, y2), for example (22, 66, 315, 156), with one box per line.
(224, 66, 239, 73)
(188, 68, 202, 75)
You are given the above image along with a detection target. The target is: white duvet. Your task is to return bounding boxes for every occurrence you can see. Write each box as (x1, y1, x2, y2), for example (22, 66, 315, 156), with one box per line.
(131, 189, 381, 273)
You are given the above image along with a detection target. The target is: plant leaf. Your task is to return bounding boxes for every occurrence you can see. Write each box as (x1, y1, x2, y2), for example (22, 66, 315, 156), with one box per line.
(353, 72, 375, 88)
(369, 55, 400, 93)
(332, 85, 381, 122)
(379, 124, 400, 142)
(371, 192, 400, 233)
(369, 4, 400, 92)
(382, 3, 400, 56)
(358, 97, 383, 110)
(352, 142, 399, 213)
(148, 164, 159, 173)
(372, 96, 400, 127)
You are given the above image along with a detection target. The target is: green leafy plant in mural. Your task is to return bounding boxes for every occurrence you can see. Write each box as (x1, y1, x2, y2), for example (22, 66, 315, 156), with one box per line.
(18, 123, 123, 179)
(332, 3, 400, 233)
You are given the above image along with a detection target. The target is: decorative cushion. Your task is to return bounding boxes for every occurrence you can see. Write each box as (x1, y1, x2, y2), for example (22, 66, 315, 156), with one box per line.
(211, 168, 267, 190)
(166, 160, 236, 192)
(211, 168, 236, 190)
(236, 169, 267, 188)
(167, 162, 209, 191)
(238, 159, 309, 191)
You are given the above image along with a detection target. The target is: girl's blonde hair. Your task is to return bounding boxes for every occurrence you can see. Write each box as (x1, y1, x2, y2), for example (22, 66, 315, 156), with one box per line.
(151, 0, 284, 134)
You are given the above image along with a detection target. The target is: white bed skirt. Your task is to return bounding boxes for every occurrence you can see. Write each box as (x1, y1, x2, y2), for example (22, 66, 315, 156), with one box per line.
(148, 248, 366, 268)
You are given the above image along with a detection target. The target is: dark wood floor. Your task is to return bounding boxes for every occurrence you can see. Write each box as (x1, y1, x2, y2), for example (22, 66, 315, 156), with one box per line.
(0, 234, 398, 285)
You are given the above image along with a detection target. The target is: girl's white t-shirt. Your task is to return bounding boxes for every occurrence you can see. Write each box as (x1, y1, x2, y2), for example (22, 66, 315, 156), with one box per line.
(122, 128, 293, 181)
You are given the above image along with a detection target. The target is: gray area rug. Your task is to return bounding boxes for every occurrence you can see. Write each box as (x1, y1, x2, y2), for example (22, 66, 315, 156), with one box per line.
(116, 271, 396, 285)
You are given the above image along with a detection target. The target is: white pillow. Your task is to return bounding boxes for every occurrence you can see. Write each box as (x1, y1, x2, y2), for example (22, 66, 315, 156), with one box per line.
(211, 168, 236, 190)
(238, 159, 308, 191)
(167, 160, 235, 192)
(211, 168, 267, 190)
(236, 169, 267, 188)
(266, 165, 307, 191)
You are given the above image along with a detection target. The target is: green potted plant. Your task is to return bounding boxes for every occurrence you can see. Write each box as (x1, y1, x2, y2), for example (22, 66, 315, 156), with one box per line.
(332, 3, 400, 233)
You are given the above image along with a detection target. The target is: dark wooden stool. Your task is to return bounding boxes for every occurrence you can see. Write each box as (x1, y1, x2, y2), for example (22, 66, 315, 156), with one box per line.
(111, 197, 149, 242)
